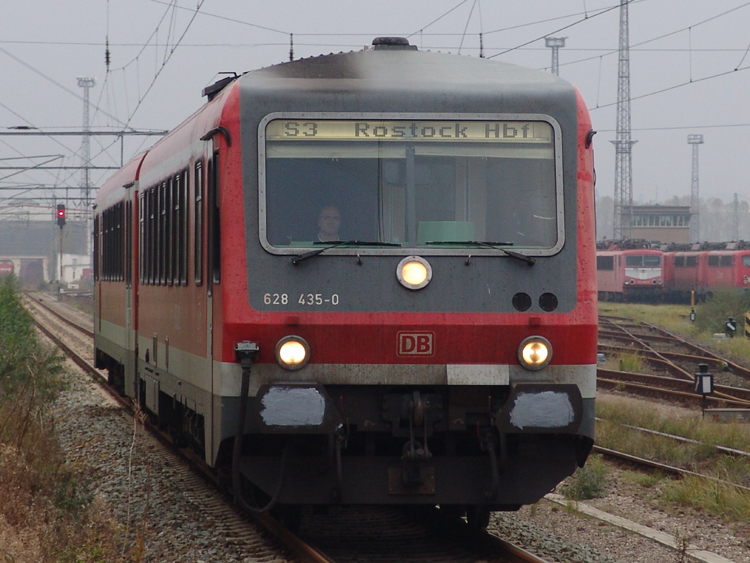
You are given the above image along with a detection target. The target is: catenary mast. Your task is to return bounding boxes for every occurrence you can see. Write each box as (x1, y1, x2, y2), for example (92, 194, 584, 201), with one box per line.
(78, 77, 96, 257)
(611, 0, 636, 241)
(687, 134, 704, 243)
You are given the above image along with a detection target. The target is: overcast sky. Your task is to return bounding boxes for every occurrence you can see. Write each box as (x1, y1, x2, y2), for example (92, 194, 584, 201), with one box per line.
(2, 0, 749, 212)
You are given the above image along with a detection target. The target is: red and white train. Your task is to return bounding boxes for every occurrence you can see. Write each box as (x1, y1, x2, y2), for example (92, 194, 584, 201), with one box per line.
(94, 37, 597, 528)
(596, 248, 664, 301)
(597, 245, 750, 301)
(0, 259, 13, 277)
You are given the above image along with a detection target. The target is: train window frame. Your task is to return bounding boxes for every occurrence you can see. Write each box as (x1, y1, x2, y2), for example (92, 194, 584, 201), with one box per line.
(596, 255, 614, 271)
(125, 199, 132, 287)
(257, 112, 565, 258)
(194, 161, 204, 286)
(208, 152, 221, 288)
(94, 215, 100, 282)
(138, 193, 145, 284)
(180, 169, 189, 286)
(167, 178, 174, 286)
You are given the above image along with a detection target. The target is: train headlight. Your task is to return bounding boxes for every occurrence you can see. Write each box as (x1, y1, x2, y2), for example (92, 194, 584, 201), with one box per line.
(397, 256, 432, 290)
(275, 336, 310, 370)
(518, 336, 552, 371)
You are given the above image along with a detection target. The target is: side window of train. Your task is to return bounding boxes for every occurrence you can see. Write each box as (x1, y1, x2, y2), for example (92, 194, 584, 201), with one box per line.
(596, 256, 613, 271)
(94, 215, 100, 281)
(194, 161, 203, 286)
(708, 255, 719, 267)
(686, 256, 696, 267)
(720, 255, 733, 267)
(208, 151, 221, 289)
(139, 193, 145, 284)
(744, 256, 750, 268)
(167, 177, 175, 286)
(674, 256, 684, 267)
(125, 200, 132, 287)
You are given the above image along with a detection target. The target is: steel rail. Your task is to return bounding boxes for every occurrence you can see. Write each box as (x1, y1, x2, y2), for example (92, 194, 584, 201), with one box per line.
(596, 418, 750, 459)
(26, 302, 332, 563)
(598, 367, 750, 406)
(598, 320, 695, 380)
(638, 321, 750, 381)
(600, 315, 750, 382)
(24, 293, 94, 338)
(597, 374, 750, 408)
(593, 446, 750, 493)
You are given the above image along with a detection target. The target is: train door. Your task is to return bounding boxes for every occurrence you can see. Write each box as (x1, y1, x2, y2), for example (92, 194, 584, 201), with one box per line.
(125, 187, 137, 397)
(206, 148, 221, 462)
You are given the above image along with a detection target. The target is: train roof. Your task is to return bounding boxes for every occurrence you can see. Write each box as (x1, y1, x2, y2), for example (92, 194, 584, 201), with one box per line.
(234, 37, 577, 108)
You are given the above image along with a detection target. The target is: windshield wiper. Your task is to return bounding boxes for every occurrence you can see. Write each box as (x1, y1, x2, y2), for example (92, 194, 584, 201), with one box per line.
(426, 240, 513, 248)
(425, 240, 536, 265)
(292, 240, 402, 265)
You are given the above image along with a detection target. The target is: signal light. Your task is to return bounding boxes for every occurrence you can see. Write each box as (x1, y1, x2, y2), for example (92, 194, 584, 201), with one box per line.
(56, 204, 66, 227)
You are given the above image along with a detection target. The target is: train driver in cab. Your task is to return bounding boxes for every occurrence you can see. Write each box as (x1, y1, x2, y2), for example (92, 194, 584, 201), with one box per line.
(317, 205, 341, 242)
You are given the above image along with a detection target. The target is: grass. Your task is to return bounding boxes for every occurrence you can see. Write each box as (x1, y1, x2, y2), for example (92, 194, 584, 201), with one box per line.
(0, 276, 121, 562)
(595, 396, 750, 522)
(617, 351, 646, 373)
(596, 298, 750, 522)
(599, 298, 750, 364)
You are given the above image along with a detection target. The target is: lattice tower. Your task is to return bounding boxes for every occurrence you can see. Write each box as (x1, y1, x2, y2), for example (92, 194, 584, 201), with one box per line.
(687, 134, 704, 242)
(611, 0, 636, 240)
(77, 77, 96, 255)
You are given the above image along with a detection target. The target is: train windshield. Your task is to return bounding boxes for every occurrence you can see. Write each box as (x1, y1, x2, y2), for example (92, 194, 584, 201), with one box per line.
(261, 118, 561, 253)
(625, 255, 661, 267)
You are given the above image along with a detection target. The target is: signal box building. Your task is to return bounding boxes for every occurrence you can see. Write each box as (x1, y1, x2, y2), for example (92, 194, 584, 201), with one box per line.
(624, 205, 691, 245)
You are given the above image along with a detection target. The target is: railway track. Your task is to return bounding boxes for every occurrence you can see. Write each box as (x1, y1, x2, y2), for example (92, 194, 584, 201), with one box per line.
(598, 314, 750, 409)
(24, 293, 552, 563)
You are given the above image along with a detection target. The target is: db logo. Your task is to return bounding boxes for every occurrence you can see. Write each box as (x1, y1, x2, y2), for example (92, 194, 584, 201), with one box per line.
(397, 332, 434, 356)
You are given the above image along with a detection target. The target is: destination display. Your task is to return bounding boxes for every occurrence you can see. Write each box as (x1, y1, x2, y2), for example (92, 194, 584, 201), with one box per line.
(266, 119, 552, 143)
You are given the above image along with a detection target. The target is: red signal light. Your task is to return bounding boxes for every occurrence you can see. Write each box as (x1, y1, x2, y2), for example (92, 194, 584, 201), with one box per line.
(56, 204, 66, 226)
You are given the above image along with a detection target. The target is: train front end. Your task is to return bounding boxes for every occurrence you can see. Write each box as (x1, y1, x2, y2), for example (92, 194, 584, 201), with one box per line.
(216, 39, 597, 516)
(621, 249, 664, 300)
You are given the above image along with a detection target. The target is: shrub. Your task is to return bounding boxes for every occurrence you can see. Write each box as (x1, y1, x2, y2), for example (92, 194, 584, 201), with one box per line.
(560, 454, 608, 500)
(694, 289, 750, 335)
(0, 277, 120, 562)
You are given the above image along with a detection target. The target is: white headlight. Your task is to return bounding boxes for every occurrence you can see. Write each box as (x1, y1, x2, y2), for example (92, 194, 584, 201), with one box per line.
(518, 336, 552, 371)
(396, 256, 432, 290)
(275, 336, 310, 370)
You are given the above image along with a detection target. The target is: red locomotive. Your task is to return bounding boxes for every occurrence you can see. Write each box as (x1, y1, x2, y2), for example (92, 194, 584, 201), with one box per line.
(0, 259, 13, 277)
(95, 37, 597, 528)
(598, 244, 750, 301)
(596, 247, 664, 301)
(663, 248, 750, 300)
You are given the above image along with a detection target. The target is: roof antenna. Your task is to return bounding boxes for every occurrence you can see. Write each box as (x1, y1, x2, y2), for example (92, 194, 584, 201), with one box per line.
(479, 32, 484, 58)
(289, 33, 294, 62)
